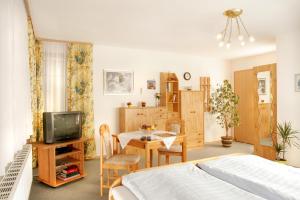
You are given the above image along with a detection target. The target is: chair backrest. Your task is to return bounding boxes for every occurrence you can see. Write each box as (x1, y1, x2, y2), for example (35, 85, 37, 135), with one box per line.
(166, 119, 185, 135)
(99, 124, 113, 162)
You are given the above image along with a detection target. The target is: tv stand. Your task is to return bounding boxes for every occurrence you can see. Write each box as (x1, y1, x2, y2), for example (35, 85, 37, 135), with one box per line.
(32, 138, 86, 187)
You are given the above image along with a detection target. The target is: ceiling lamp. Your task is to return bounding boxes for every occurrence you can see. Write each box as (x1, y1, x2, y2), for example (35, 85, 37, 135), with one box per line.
(217, 9, 255, 48)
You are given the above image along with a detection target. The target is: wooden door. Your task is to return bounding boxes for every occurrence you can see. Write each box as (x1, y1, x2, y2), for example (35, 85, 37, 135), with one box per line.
(234, 69, 256, 144)
(124, 109, 143, 131)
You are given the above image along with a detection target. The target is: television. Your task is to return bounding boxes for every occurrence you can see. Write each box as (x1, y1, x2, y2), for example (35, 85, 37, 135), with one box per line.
(43, 111, 83, 144)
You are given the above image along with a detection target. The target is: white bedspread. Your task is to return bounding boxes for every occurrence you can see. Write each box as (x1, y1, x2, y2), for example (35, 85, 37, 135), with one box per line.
(198, 155, 300, 200)
(111, 186, 138, 200)
(122, 163, 265, 200)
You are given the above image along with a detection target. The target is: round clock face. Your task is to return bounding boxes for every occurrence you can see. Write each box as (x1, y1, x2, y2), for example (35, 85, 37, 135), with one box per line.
(183, 72, 191, 80)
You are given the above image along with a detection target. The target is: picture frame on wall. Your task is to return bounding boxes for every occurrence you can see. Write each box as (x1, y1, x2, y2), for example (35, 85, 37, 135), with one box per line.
(295, 74, 300, 92)
(258, 78, 267, 95)
(103, 69, 134, 95)
(147, 80, 156, 90)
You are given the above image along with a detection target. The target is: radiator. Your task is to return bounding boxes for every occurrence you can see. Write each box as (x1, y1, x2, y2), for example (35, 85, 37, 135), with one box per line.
(0, 144, 32, 200)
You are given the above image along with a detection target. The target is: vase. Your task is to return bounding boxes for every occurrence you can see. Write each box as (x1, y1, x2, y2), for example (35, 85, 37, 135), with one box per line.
(156, 99, 160, 107)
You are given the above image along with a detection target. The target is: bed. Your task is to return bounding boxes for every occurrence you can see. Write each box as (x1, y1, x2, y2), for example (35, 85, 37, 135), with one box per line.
(198, 154, 300, 200)
(109, 154, 300, 200)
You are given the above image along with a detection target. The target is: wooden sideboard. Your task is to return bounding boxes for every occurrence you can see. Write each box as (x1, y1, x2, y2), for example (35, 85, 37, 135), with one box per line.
(119, 107, 168, 132)
(180, 91, 204, 148)
(119, 91, 205, 149)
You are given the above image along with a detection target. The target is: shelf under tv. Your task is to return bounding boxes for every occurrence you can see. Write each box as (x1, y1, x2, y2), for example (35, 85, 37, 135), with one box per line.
(32, 138, 87, 187)
(55, 148, 81, 160)
(55, 173, 86, 187)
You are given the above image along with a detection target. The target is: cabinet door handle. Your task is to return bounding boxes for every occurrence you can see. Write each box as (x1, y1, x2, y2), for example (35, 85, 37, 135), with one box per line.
(190, 111, 196, 114)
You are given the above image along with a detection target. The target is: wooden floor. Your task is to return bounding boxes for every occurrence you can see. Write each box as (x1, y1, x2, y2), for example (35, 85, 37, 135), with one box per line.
(29, 141, 254, 200)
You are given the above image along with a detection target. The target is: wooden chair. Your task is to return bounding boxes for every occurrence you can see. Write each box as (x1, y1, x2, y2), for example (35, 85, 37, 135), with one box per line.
(100, 124, 140, 196)
(157, 119, 185, 166)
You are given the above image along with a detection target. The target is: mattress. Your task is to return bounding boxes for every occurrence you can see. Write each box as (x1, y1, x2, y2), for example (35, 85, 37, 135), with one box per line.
(122, 163, 265, 200)
(198, 155, 300, 200)
(111, 186, 138, 200)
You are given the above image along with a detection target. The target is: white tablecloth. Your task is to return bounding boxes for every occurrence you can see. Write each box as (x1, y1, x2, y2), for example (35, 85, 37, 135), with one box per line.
(118, 130, 177, 149)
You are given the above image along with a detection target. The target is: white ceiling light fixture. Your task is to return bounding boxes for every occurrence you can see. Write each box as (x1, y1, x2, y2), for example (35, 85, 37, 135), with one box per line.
(217, 9, 255, 48)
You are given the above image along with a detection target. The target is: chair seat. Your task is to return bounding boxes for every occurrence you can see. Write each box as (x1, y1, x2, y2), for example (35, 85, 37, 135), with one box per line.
(158, 145, 182, 153)
(104, 154, 140, 166)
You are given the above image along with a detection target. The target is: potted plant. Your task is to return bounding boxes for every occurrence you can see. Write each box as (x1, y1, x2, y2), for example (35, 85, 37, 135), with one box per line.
(276, 121, 299, 162)
(211, 80, 239, 147)
(274, 143, 283, 161)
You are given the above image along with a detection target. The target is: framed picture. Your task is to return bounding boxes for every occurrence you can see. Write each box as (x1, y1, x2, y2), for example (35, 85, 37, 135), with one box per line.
(103, 69, 134, 95)
(296, 74, 300, 92)
(147, 80, 156, 90)
(258, 78, 266, 95)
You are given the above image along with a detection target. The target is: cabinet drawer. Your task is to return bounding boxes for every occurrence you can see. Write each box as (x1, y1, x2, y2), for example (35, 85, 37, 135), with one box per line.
(157, 107, 167, 113)
(187, 134, 204, 144)
(168, 112, 180, 119)
(153, 113, 167, 119)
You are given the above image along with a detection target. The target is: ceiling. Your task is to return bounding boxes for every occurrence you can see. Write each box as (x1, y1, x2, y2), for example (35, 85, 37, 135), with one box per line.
(28, 0, 300, 59)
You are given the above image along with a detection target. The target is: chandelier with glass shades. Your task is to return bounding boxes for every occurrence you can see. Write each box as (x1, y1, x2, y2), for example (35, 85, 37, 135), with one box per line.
(217, 9, 255, 48)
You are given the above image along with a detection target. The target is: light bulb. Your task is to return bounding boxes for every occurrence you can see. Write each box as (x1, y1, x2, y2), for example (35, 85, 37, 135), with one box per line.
(216, 33, 223, 40)
(218, 41, 224, 47)
(238, 35, 244, 41)
(241, 41, 246, 46)
(249, 36, 255, 42)
(226, 42, 231, 49)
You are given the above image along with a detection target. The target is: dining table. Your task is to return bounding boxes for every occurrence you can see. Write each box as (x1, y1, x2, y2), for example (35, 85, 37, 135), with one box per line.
(112, 130, 187, 168)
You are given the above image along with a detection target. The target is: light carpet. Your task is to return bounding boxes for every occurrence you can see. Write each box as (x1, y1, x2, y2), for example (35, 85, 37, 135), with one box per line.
(29, 141, 254, 200)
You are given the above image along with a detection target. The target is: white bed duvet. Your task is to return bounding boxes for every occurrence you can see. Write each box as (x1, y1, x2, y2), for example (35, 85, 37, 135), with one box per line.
(198, 155, 300, 200)
(122, 163, 265, 200)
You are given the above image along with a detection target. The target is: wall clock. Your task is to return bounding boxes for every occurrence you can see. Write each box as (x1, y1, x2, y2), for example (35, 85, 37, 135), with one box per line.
(183, 72, 191, 80)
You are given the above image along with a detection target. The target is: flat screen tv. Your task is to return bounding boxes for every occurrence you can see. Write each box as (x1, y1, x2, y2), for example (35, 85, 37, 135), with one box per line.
(43, 111, 82, 144)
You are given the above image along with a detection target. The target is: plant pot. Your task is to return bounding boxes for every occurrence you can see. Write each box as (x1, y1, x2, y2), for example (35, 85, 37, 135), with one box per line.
(221, 136, 233, 147)
(275, 159, 288, 165)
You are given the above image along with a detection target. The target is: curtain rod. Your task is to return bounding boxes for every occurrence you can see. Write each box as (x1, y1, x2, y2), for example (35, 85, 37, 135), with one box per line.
(37, 37, 93, 45)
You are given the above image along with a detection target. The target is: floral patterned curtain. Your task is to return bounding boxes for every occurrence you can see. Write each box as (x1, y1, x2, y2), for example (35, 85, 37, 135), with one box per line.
(27, 18, 44, 167)
(66, 43, 96, 159)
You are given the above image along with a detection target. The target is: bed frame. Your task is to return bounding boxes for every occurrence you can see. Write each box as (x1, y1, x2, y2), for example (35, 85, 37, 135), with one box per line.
(108, 153, 245, 200)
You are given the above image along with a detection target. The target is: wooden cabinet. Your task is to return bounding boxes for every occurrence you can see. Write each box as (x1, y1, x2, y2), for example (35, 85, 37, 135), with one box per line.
(33, 138, 86, 187)
(180, 91, 204, 148)
(119, 107, 167, 132)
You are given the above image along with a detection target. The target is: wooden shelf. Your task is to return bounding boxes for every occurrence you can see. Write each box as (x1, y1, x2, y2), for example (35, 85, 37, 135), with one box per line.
(165, 80, 178, 83)
(55, 148, 81, 160)
(34, 138, 86, 187)
(160, 72, 179, 113)
(56, 157, 80, 169)
(55, 173, 86, 187)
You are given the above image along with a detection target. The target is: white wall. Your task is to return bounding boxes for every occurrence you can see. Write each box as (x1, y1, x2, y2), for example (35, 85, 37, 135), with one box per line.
(277, 31, 300, 167)
(93, 45, 232, 155)
(230, 52, 277, 71)
(0, 0, 32, 176)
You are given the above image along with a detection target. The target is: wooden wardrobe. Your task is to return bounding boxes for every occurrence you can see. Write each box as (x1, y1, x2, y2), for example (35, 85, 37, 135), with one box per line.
(234, 64, 277, 160)
(180, 91, 204, 148)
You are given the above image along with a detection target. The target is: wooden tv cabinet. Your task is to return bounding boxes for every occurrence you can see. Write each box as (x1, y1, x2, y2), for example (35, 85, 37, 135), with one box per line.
(33, 138, 86, 187)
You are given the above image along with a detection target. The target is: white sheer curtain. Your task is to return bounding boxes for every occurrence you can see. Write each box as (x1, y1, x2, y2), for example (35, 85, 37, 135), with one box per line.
(42, 42, 67, 112)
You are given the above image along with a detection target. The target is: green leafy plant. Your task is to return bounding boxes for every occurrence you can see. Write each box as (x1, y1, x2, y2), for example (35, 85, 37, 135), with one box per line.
(277, 121, 299, 161)
(274, 143, 283, 161)
(210, 80, 239, 138)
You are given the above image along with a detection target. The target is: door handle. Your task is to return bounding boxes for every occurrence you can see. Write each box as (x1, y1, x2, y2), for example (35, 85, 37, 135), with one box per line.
(190, 111, 196, 114)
